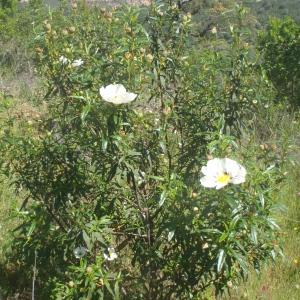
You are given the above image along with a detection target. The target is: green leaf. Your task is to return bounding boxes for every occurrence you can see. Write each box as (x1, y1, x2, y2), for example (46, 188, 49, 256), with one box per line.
(168, 230, 175, 242)
(217, 249, 225, 273)
(267, 218, 280, 230)
(259, 193, 265, 208)
(158, 191, 166, 207)
(219, 232, 228, 242)
(102, 138, 108, 152)
(114, 281, 120, 300)
(27, 220, 36, 237)
(83, 230, 92, 250)
(159, 141, 167, 154)
(81, 103, 91, 122)
(230, 250, 248, 274)
(250, 226, 258, 245)
(104, 278, 114, 296)
(148, 175, 165, 181)
(200, 228, 222, 235)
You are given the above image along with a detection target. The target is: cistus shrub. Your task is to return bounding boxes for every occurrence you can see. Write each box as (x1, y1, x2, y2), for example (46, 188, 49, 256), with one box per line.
(4, 1, 283, 299)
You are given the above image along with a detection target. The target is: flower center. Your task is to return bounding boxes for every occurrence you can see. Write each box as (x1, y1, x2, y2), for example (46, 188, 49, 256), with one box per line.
(216, 172, 231, 185)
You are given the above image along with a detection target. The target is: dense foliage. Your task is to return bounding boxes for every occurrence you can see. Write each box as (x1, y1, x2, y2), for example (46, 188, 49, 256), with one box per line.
(259, 17, 300, 106)
(1, 0, 298, 299)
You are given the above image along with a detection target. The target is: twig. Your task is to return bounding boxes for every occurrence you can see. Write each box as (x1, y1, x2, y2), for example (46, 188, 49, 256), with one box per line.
(32, 250, 37, 300)
(113, 231, 147, 238)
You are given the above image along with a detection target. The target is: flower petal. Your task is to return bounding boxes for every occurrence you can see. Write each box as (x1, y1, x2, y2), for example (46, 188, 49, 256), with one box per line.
(223, 158, 241, 177)
(215, 182, 228, 189)
(114, 84, 127, 95)
(202, 158, 224, 177)
(99, 84, 136, 104)
(224, 158, 246, 184)
(200, 175, 217, 188)
(124, 92, 137, 103)
(231, 169, 246, 184)
(99, 86, 110, 100)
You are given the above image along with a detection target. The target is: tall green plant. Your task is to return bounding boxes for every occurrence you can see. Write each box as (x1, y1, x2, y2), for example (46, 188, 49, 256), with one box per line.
(2, 1, 283, 299)
(259, 17, 300, 106)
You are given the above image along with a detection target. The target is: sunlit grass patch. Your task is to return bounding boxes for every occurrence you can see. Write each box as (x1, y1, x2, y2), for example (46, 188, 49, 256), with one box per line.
(222, 113, 300, 300)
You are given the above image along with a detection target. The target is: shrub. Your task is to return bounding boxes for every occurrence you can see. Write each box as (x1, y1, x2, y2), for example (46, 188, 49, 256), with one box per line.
(259, 17, 300, 106)
(3, 1, 282, 299)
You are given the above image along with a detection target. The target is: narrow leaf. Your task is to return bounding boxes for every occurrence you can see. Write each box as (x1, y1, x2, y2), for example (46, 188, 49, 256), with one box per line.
(83, 230, 92, 250)
(159, 191, 166, 207)
(168, 230, 175, 242)
(217, 249, 226, 272)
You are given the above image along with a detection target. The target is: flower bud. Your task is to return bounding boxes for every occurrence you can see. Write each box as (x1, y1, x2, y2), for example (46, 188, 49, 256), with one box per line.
(35, 47, 43, 53)
(104, 12, 113, 22)
(45, 23, 51, 32)
(191, 192, 198, 198)
(68, 281, 75, 288)
(124, 26, 132, 34)
(124, 52, 133, 60)
(183, 13, 192, 23)
(146, 54, 153, 62)
(68, 26, 76, 34)
(202, 243, 209, 249)
(97, 278, 104, 287)
(163, 107, 171, 116)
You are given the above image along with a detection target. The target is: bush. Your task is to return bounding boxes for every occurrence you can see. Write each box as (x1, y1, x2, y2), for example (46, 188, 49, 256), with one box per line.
(0, 1, 47, 75)
(2, 1, 283, 299)
(259, 17, 300, 107)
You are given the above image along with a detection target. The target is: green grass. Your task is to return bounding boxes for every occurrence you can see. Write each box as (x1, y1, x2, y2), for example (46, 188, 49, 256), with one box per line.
(220, 112, 300, 299)
(0, 174, 21, 297)
(225, 166, 300, 300)
(0, 176, 18, 258)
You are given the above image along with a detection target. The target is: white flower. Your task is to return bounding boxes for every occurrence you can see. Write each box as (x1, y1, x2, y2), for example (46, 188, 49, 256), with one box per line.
(103, 247, 118, 261)
(200, 158, 246, 189)
(59, 55, 69, 65)
(72, 58, 84, 67)
(99, 84, 137, 105)
(74, 246, 87, 259)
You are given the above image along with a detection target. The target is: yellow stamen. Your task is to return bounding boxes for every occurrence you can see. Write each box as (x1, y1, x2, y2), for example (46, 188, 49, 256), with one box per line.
(217, 173, 230, 185)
